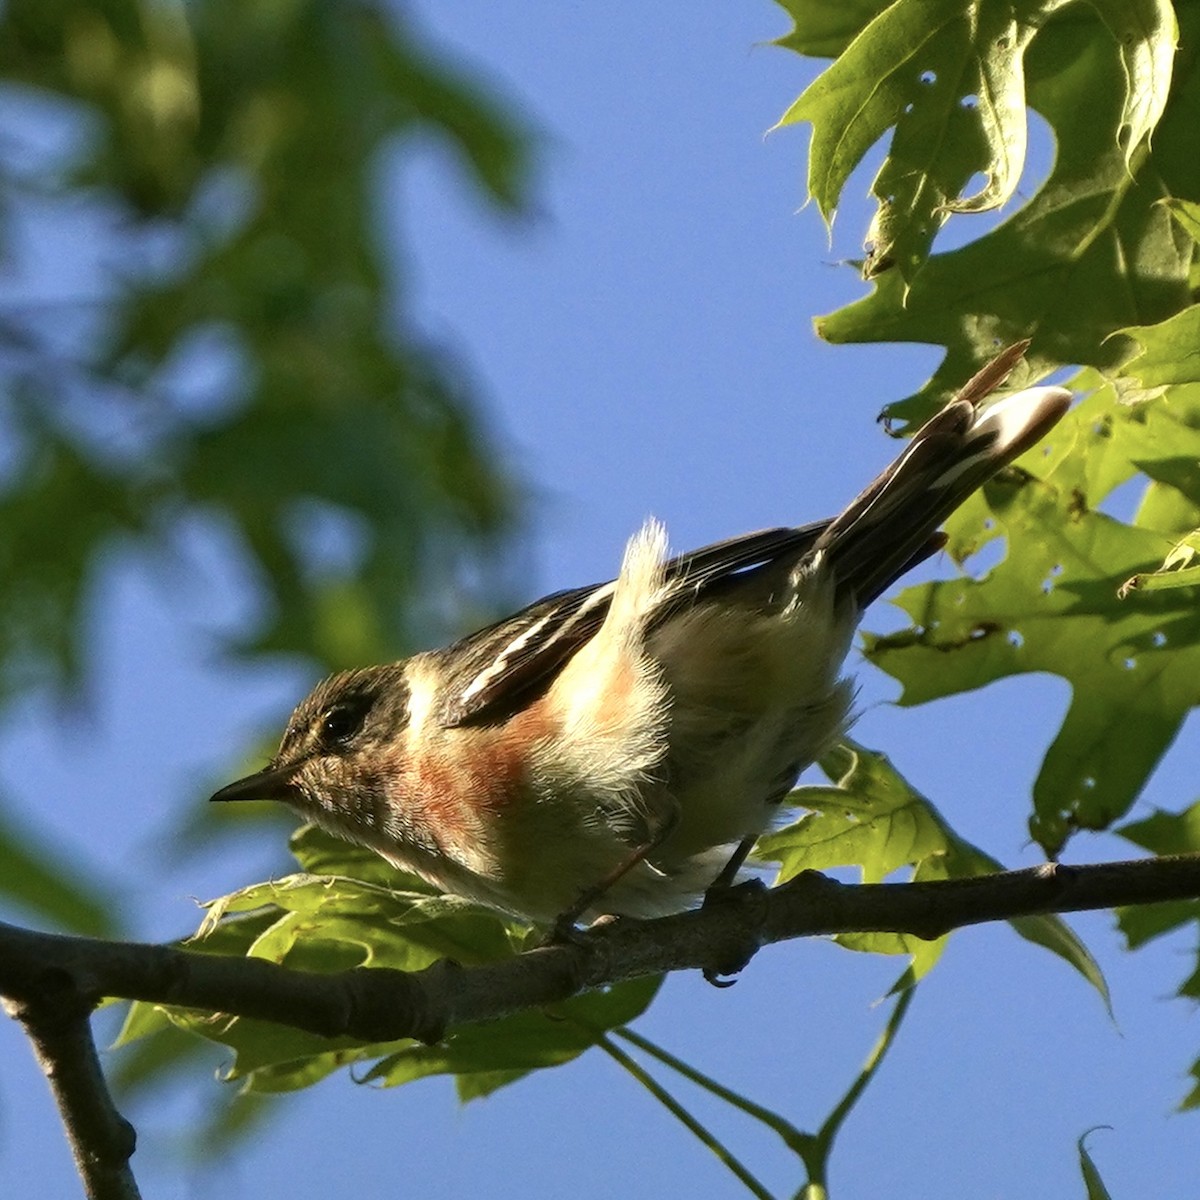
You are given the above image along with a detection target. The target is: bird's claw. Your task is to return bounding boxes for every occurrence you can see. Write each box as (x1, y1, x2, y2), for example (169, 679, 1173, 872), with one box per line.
(700, 876, 767, 986)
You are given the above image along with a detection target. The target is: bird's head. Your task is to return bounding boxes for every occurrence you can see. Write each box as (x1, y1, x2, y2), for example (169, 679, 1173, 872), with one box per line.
(209, 664, 414, 837)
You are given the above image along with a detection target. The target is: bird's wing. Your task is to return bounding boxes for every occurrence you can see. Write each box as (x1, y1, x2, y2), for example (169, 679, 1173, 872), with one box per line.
(438, 345, 1072, 729)
(438, 522, 827, 727)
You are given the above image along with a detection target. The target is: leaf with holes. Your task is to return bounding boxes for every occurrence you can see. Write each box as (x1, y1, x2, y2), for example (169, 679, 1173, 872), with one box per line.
(776, 0, 1043, 282)
(865, 364, 1200, 855)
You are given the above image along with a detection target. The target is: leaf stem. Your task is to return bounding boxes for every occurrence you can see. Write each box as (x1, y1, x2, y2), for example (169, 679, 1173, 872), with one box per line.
(594, 1033, 776, 1200)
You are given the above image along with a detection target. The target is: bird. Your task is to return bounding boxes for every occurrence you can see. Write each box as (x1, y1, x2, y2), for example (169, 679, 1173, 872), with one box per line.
(211, 343, 1071, 931)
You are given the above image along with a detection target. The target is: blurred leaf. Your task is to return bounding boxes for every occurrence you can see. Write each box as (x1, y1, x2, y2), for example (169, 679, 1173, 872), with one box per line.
(758, 741, 1108, 999)
(110, 1016, 211, 1087)
(185, 1090, 284, 1159)
(0, 796, 118, 935)
(0, 0, 534, 701)
(0, 5, 534, 1114)
(0, 393, 147, 698)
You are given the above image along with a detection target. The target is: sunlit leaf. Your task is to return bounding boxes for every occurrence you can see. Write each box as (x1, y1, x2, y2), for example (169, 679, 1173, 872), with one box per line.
(1120, 531, 1200, 596)
(812, 6, 1194, 421)
(772, 0, 892, 59)
(759, 742, 1108, 998)
(120, 816, 662, 1099)
(774, 0, 1175, 286)
(865, 367, 1200, 856)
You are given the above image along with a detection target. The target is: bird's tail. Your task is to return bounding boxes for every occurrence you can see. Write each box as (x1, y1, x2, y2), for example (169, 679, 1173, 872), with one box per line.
(814, 342, 1072, 607)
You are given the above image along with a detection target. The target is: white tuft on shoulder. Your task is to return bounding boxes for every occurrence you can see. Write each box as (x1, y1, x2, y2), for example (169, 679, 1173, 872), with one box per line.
(608, 518, 669, 638)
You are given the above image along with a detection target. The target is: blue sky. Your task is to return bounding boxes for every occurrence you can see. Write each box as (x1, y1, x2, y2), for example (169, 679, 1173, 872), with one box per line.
(1, 4, 1197, 1197)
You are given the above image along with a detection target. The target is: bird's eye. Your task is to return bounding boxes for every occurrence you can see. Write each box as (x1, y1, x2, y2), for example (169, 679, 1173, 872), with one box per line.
(321, 700, 369, 748)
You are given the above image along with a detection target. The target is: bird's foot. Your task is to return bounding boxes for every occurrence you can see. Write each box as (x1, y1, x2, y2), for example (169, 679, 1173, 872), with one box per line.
(700, 877, 768, 987)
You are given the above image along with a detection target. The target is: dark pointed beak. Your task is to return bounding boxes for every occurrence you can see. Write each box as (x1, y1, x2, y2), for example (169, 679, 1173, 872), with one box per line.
(209, 763, 302, 804)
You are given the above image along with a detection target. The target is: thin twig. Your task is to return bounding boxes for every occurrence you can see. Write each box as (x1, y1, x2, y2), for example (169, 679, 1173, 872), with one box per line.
(615, 1025, 806, 1145)
(594, 1034, 776, 1200)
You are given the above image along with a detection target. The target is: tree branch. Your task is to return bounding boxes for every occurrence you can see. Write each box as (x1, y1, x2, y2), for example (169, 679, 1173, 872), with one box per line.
(2, 984, 139, 1200)
(2, 853, 1198, 1048)
(4, 851, 1198, 1196)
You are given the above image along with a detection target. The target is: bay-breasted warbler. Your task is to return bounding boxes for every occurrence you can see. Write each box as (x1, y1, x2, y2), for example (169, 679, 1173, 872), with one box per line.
(212, 344, 1071, 929)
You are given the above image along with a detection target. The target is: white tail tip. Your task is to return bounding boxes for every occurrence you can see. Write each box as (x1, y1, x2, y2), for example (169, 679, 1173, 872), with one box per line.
(974, 385, 1073, 456)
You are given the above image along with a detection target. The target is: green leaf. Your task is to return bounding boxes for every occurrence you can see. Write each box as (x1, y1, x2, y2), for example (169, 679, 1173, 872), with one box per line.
(288, 822, 435, 887)
(113, 909, 285, 1053)
(776, 0, 1034, 282)
(772, 0, 892, 59)
(1117, 897, 1200, 950)
(865, 369, 1200, 856)
(109, 1018, 216, 1092)
(112, 999, 178, 1052)
(134, 820, 662, 1098)
(1123, 304, 1200, 389)
(757, 742, 1108, 999)
(1086, 0, 1177, 162)
(195, 877, 515, 975)
(1120, 531, 1200, 596)
(1182, 1060, 1200, 1110)
(812, 3, 1195, 421)
(1121, 801, 1200, 857)
(169, 975, 662, 1100)
(1115, 802, 1200, 950)
(1162, 196, 1200, 245)
(0, 0, 530, 698)
(1077, 1127, 1115, 1200)
(774, 0, 1175, 286)
(360, 976, 662, 1101)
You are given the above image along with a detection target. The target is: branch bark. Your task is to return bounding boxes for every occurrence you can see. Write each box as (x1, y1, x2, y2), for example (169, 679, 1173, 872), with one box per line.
(2, 983, 139, 1200)
(2, 851, 1199, 1197)
(2, 852, 1198, 1045)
